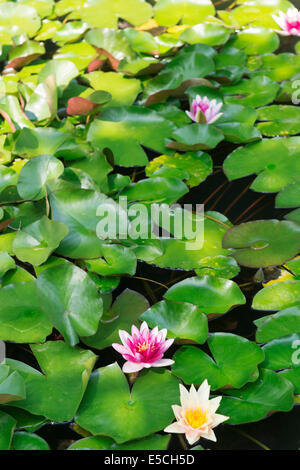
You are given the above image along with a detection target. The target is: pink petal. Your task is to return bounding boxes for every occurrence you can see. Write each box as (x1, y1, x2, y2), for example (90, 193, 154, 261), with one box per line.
(119, 329, 133, 348)
(112, 343, 130, 355)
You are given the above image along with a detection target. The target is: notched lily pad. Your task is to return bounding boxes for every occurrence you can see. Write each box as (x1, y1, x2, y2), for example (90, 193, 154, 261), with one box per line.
(223, 220, 300, 268)
(172, 333, 264, 390)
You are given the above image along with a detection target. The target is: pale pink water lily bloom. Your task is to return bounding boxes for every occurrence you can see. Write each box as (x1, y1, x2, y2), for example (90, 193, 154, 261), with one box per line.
(186, 95, 223, 124)
(112, 321, 174, 373)
(272, 8, 300, 36)
(164, 380, 229, 445)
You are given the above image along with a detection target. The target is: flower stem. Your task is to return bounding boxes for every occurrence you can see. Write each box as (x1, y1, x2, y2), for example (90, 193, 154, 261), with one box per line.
(233, 428, 270, 450)
(178, 434, 188, 450)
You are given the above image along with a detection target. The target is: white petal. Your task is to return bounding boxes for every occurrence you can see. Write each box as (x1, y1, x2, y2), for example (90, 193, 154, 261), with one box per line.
(208, 396, 222, 414)
(140, 321, 149, 334)
(159, 328, 168, 342)
(179, 383, 190, 407)
(212, 413, 229, 428)
(203, 428, 217, 442)
(208, 112, 223, 124)
(185, 430, 201, 445)
(122, 361, 144, 373)
(131, 324, 140, 337)
(197, 379, 210, 404)
(172, 404, 183, 421)
(152, 358, 174, 367)
(150, 326, 159, 338)
(164, 422, 185, 434)
(119, 329, 132, 347)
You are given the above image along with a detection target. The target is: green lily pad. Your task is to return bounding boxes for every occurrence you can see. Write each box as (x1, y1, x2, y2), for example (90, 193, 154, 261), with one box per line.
(172, 333, 264, 390)
(50, 187, 107, 258)
(0, 2, 41, 39)
(218, 0, 290, 29)
(255, 306, 300, 343)
(229, 27, 279, 55)
(222, 76, 279, 108)
(53, 21, 89, 45)
(38, 60, 79, 95)
(25, 75, 58, 122)
(12, 216, 68, 266)
(167, 123, 224, 151)
(218, 368, 294, 425)
(0, 281, 52, 343)
(285, 208, 300, 223)
(151, 211, 232, 271)
(154, 0, 215, 26)
(262, 334, 300, 393)
(82, 72, 141, 107)
(68, 433, 170, 450)
(7, 40, 45, 70)
(223, 137, 300, 193)
(120, 176, 188, 205)
(1, 266, 35, 286)
(0, 411, 16, 450)
(75, 363, 179, 443)
(12, 431, 50, 450)
(140, 299, 208, 344)
(0, 95, 34, 130)
(54, 42, 97, 71)
(222, 220, 300, 268)
(7, 341, 96, 422)
(0, 364, 26, 404)
(69, 0, 152, 28)
(276, 182, 300, 208)
(11, 127, 70, 158)
(85, 28, 135, 61)
(0, 165, 18, 194)
(36, 263, 103, 346)
(252, 280, 300, 311)
(144, 48, 215, 104)
(87, 107, 176, 167)
(180, 24, 230, 46)
(0, 252, 15, 277)
(17, 154, 64, 200)
(216, 104, 261, 144)
(82, 288, 149, 350)
(85, 244, 137, 277)
(286, 257, 300, 277)
(164, 275, 246, 315)
(194, 255, 240, 279)
(256, 105, 300, 136)
(145, 151, 212, 188)
(0, 407, 47, 433)
(253, 53, 300, 81)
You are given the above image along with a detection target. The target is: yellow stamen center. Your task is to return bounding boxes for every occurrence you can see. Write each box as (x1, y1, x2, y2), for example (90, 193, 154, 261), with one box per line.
(136, 341, 154, 352)
(185, 408, 208, 429)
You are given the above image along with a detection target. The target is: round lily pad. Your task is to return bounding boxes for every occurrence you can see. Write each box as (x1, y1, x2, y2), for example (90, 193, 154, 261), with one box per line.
(172, 333, 264, 390)
(75, 363, 180, 443)
(164, 275, 245, 315)
(223, 137, 300, 193)
(222, 220, 300, 268)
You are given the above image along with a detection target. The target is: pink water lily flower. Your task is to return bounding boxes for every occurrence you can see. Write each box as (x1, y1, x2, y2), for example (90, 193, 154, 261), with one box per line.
(112, 321, 174, 373)
(164, 380, 229, 445)
(272, 8, 300, 36)
(186, 95, 223, 124)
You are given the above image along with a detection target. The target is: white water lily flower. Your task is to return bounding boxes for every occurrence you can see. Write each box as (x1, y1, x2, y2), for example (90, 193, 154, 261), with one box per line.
(164, 380, 229, 445)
